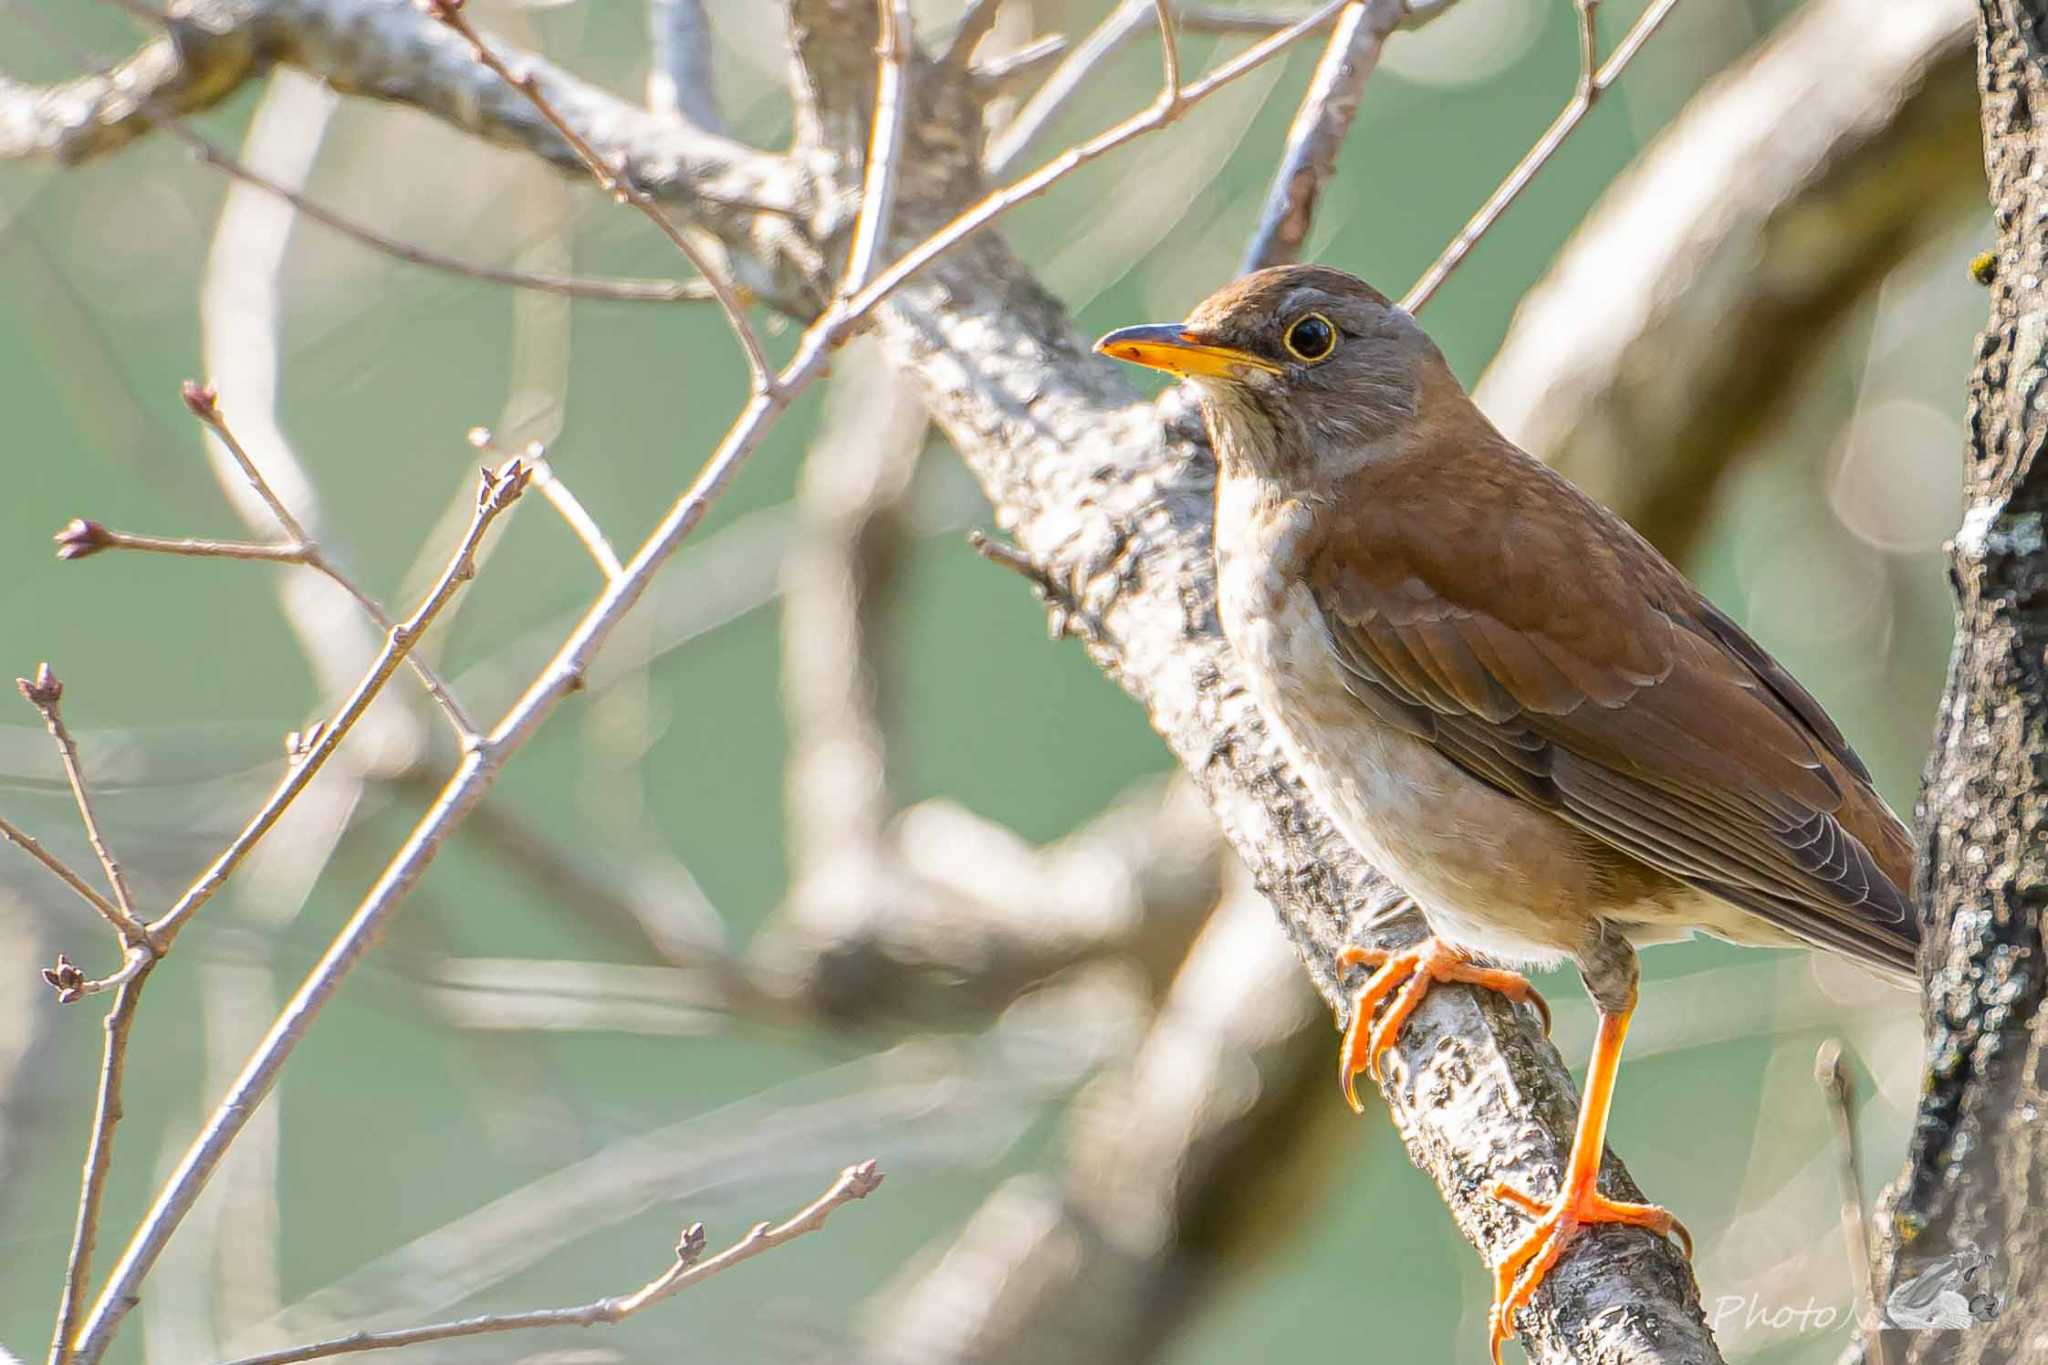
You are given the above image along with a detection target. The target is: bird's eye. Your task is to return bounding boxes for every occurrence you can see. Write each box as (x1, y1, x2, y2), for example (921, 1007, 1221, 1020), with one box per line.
(1283, 312, 1337, 363)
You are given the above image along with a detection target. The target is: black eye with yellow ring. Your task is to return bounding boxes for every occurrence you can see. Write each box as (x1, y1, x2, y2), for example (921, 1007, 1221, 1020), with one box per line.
(1283, 312, 1337, 363)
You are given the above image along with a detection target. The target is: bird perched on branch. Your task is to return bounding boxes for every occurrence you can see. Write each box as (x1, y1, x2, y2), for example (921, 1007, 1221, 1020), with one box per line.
(1096, 265, 1917, 1363)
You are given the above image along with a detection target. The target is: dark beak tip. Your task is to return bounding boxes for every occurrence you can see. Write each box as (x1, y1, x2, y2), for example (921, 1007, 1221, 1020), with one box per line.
(1095, 323, 1189, 353)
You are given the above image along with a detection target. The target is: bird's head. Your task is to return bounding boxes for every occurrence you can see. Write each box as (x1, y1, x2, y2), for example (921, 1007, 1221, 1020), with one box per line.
(1094, 265, 1440, 482)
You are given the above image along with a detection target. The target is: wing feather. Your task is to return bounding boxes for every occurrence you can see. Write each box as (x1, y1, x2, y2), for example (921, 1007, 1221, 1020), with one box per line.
(1309, 447, 1917, 980)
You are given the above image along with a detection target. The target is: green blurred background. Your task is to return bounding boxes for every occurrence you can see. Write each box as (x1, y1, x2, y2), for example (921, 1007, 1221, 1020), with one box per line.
(0, 0, 1976, 1360)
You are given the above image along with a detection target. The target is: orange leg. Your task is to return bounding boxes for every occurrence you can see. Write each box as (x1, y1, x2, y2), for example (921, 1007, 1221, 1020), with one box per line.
(1485, 1007, 1692, 1365)
(1335, 939, 1549, 1113)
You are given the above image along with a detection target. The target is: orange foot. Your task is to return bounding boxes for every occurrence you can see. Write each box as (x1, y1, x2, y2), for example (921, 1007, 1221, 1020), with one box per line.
(1486, 1179, 1692, 1364)
(1335, 938, 1550, 1112)
(1483, 1006, 1691, 1364)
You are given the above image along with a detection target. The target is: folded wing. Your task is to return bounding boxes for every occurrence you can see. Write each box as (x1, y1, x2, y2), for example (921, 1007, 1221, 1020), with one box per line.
(1313, 449, 1918, 980)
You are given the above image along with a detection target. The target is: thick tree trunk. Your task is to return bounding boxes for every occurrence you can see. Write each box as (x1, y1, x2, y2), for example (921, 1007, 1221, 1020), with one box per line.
(1871, 4, 2048, 1361)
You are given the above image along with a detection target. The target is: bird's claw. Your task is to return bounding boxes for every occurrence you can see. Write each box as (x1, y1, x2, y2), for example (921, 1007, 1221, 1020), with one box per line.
(1335, 939, 1548, 1112)
(1484, 1181, 1691, 1364)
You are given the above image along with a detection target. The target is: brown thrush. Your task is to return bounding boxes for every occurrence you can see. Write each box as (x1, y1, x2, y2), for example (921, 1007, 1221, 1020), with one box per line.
(1096, 265, 1917, 1362)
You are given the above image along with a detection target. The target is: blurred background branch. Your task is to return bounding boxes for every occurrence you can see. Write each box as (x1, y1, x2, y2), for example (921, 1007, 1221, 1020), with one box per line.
(0, 1, 1980, 1363)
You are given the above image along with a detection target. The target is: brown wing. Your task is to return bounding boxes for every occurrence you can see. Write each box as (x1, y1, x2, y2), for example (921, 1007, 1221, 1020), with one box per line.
(1312, 435, 1917, 980)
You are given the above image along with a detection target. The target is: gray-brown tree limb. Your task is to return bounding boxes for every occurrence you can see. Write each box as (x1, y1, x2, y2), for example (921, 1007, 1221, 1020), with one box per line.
(1865, 2, 2048, 1360)
(845, 0, 1982, 1337)
(1476, 0, 1977, 564)
(3, 0, 1979, 1359)
(762, 340, 1225, 1019)
(782, 4, 1711, 1360)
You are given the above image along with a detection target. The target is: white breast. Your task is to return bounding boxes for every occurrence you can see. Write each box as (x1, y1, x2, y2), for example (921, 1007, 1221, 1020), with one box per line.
(1212, 472, 1596, 967)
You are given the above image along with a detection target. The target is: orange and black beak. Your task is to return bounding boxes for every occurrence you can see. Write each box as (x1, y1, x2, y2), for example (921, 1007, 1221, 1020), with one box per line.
(1094, 324, 1280, 380)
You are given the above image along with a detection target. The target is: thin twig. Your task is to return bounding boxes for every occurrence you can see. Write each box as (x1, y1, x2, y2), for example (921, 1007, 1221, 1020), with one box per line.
(1817, 1040, 1887, 1365)
(43, 945, 152, 1004)
(841, 0, 915, 299)
(179, 384, 482, 743)
(180, 383, 311, 546)
(1574, 0, 1599, 101)
(1242, 0, 1412, 273)
(0, 813, 128, 928)
(48, 972, 151, 1365)
(169, 118, 715, 304)
(426, 0, 774, 392)
(856, 0, 1354, 320)
(1152, 0, 1183, 105)
(55, 521, 309, 565)
(987, 1, 1338, 174)
(1401, 0, 1678, 313)
(6, 5, 712, 306)
(146, 462, 530, 951)
(468, 428, 623, 582)
(47, 466, 526, 1365)
(967, 529, 1083, 630)
(986, 0, 1156, 175)
(15, 667, 151, 947)
(212, 1161, 883, 1365)
(969, 35, 1070, 92)
(68, 15, 1342, 1354)
(533, 463, 624, 581)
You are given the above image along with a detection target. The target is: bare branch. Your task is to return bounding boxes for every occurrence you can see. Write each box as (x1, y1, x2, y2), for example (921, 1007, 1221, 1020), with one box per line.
(0, 815, 130, 931)
(985, 0, 1157, 176)
(532, 463, 624, 581)
(841, 0, 914, 298)
(213, 1161, 883, 1365)
(986, 1, 1340, 174)
(1473, 0, 1976, 561)
(146, 462, 528, 951)
(774, 344, 926, 990)
(426, 0, 775, 392)
(0, 14, 246, 162)
(1400, 0, 1681, 312)
(170, 118, 715, 303)
(14, 667, 151, 947)
(175, 384, 480, 744)
(63, 18, 1355, 1346)
(967, 35, 1069, 93)
(39, 945, 151, 1006)
(53, 522, 301, 565)
(1242, 0, 1416, 273)
(865, 871, 1330, 1365)
(857, 0, 1354, 317)
(0, 0, 817, 311)
(178, 382, 310, 546)
(48, 973, 151, 1365)
(468, 429, 623, 582)
(647, 0, 721, 130)
(38, 455, 522, 1357)
(1152, 0, 1183, 106)
(1817, 1041, 1886, 1358)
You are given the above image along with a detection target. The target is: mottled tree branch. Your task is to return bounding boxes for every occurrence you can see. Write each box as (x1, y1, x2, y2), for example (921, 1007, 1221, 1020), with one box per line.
(1865, 2, 2048, 1359)
(1475, 0, 1978, 562)
(8, 0, 1979, 1359)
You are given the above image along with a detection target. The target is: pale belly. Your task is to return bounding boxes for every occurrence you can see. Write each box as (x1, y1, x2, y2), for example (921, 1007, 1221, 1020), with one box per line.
(1210, 488, 1770, 968)
(1224, 578, 1597, 965)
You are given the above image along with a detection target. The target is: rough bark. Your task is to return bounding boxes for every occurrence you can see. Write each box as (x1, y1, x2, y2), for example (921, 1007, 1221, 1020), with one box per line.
(1, 0, 1985, 1359)
(1868, 4, 2048, 1361)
